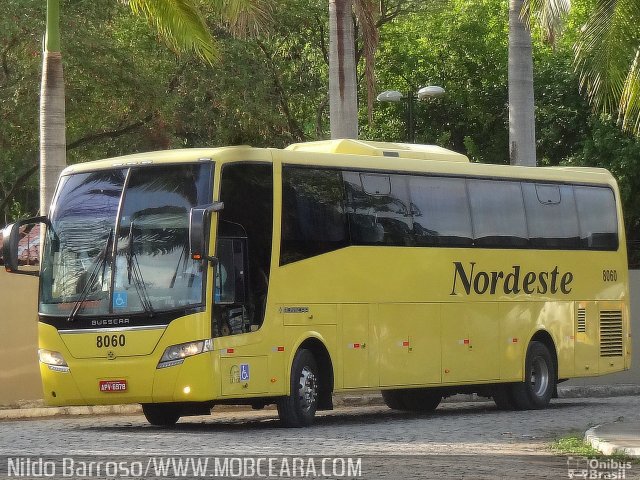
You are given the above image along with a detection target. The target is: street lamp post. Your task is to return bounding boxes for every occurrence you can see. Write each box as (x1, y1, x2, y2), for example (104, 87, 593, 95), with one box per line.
(376, 86, 445, 143)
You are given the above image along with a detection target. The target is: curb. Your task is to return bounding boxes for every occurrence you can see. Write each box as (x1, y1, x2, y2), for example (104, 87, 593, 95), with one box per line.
(0, 404, 141, 420)
(558, 384, 640, 399)
(584, 424, 640, 457)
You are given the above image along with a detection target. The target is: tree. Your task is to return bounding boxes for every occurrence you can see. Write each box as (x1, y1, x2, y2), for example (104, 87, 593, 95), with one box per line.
(6, 0, 639, 243)
(40, 0, 67, 216)
(508, 0, 537, 166)
(328, 0, 359, 139)
(509, 0, 573, 166)
(39, 0, 272, 214)
(573, 0, 640, 135)
(365, 0, 510, 157)
(329, 0, 435, 140)
(523, 0, 640, 136)
(329, 0, 386, 140)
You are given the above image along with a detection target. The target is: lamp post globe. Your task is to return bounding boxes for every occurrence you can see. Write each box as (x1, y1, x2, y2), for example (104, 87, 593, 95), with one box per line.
(377, 85, 445, 143)
(376, 90, 404, 103)
(417, 85, 446, 100)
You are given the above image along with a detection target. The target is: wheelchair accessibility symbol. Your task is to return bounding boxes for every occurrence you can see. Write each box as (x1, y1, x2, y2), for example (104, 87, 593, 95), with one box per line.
(239, 364, 250, 381)
(113, 291, 128, 309)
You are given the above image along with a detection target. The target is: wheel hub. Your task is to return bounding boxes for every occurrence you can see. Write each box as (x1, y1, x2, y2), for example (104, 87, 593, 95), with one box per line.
(530, 357, 549, 398)
(298, 366, 318, 412)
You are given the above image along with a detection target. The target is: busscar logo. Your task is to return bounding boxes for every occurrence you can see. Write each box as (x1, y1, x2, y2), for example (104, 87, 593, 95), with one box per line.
(279, 306, 310, 314)
(450, 262, 574, 296)
(91, 318, 130, 327)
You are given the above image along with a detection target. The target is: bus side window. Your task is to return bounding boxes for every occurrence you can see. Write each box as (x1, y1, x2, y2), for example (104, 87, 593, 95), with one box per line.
(574, 186, 618, 250)
(522, 183, 580, 249)
(467, 179, 529, 248)
(343, 172, 413, 246)
(281, 167, 349, 264)
(409, 176, 473, 247)
(342, 172, 384, 244)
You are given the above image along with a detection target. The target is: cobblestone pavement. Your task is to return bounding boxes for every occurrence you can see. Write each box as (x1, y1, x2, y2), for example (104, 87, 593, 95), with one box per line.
(1, 396, 639, 478)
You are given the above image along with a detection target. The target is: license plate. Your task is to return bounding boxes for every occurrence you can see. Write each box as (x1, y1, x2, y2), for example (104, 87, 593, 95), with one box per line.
(99, 380, 127, 392)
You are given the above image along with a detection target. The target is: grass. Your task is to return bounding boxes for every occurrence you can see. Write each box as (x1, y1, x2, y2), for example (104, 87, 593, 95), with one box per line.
(551, 433, 640, 465)
(551, 433, 602, 457)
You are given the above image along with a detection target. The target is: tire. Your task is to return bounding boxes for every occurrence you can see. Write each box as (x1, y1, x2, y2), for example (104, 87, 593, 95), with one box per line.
(382, 390, 406, 410)
(492, 385, 516, 410)
(277, 349, 319, 427)
(142, 403, 181, 426)
(510, 341, 556, 410)
(401, 389, 441, 412)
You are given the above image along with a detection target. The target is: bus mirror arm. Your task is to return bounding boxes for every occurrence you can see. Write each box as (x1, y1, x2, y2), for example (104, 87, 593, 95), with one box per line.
(189, 202, 224, 262)
(2, 216, 48, 276)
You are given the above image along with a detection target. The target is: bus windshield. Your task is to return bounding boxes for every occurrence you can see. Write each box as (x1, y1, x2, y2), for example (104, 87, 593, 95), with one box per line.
(39, 163, 213, 317)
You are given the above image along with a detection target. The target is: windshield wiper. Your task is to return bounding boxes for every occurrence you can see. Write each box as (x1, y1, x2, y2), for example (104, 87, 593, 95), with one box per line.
(67, 228, 114, 322)
(127, 222, 155, 316)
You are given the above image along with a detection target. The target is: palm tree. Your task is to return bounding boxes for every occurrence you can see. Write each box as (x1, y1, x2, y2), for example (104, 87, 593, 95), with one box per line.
(40, 0, 68, 217)
(508, 0, 537, 166)
(573, 0, 640, 135)
(328, 0, 379, 140)
(329, 0, 359, 139)
(523, 0, 640, 135)
(40, 0, 271, 215)
(509, 0, 571, 166)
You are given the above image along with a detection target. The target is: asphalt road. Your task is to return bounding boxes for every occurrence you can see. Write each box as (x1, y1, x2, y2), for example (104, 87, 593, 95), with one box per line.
(1, 396, 639, 479)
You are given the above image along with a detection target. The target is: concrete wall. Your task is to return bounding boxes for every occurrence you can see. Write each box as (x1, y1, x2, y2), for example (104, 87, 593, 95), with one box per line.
(567, 270, 640, 386)
(0, 270, 638, 405)
(0, 270, 41, 404)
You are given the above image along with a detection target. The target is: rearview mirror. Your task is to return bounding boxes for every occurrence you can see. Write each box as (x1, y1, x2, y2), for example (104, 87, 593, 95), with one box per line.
(189, 202, 224, 261)
(2, 216, 47, 276)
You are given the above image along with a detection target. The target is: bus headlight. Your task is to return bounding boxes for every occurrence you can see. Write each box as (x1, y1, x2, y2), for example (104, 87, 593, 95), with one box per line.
(38, 349, 70, 372)
(157, 339, 213, 369)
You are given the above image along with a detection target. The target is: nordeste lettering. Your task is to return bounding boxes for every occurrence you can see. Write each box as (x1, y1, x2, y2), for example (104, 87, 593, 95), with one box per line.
(450, 262, 573, 295)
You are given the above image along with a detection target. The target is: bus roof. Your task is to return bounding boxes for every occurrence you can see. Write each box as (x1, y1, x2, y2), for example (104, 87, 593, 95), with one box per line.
(61, 141, 616, 188)
(285, 139, 470, 162)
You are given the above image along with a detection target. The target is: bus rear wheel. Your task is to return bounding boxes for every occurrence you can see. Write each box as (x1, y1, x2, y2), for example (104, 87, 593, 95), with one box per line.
(510, 341, 556, 410)
(277, 349, 319, 427)
(142, 403, 181, 426)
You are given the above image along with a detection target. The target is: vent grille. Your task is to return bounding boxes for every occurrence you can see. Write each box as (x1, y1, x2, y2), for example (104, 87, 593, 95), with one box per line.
(577, 308, 586, 333)
(600, 311, 623, 357)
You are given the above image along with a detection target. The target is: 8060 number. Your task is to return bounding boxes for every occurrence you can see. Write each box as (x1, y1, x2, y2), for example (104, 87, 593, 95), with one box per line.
(96, 334, 126, 348)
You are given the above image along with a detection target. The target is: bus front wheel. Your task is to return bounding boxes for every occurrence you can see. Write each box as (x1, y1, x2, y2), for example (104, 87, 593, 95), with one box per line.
(142, 403, 181, 426)
(277, 349, 319, 427)
(510, 341, 556, 410)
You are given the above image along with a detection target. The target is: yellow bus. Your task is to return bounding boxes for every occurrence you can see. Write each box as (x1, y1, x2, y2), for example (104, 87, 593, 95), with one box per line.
(2, 139, 632, 427)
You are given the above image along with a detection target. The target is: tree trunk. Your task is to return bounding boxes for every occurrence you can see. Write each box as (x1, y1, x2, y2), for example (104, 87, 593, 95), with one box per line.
(40, 0, 66, 215)
(329, 0, 358, 139)
(508, 0, 536, 166)
(40, 50, 67, 215)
